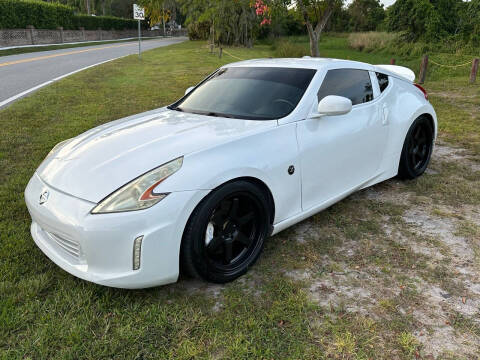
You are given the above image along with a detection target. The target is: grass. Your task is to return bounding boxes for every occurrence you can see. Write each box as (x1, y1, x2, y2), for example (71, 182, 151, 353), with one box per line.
(1, 37, 480, 359)
(348, 32, 400, 53)
(0, 36, 164, 57)
(272, 39, 309, 58)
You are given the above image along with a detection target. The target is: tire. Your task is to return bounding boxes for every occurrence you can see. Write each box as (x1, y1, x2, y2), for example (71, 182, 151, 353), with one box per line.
(180, 181, 271, 284)
(398, 115, 434, 180)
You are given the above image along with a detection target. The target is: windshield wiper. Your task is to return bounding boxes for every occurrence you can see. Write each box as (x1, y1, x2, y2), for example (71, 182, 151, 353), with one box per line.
(204, 112, 235, 118)
(168, 105, 183, 112)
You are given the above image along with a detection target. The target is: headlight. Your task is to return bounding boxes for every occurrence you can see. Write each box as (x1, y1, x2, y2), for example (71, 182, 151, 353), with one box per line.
(91, 157, 183, 214)
(46, 138, 72, 159)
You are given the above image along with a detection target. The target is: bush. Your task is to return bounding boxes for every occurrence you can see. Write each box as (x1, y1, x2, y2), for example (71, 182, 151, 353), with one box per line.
(73, 15, 139, 30)
(273, 40, 308, 58)
(0, 0, 140, 30)
(187, 22, 210, 40)
(348, 32, 400, 52)
(348, 31, 479, 57)
(0, 0, 74, 29)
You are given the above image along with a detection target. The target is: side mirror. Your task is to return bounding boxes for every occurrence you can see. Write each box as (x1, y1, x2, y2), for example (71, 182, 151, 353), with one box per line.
(315, 95, 352, 117)
(185, 86, 195, 96)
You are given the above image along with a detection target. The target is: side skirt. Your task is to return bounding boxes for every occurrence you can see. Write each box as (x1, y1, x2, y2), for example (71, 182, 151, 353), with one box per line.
(271, 170, 392, 236)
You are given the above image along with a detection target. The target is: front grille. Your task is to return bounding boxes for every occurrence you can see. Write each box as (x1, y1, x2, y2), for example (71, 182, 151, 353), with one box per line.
(45, 231, 81, 259)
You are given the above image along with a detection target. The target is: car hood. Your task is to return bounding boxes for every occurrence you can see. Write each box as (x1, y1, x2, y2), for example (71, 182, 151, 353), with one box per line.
(37, 108, 276, 203)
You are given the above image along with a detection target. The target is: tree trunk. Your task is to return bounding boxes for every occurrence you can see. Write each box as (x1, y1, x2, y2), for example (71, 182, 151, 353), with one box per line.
(85, 0, 90, 15)
(298, 1, 334, 57)
(162, 3, 166, 36)
(310, 32, 320, 57)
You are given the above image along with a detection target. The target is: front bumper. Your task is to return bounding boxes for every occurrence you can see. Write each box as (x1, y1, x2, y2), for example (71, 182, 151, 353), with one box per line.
(25, 173, 208, 289)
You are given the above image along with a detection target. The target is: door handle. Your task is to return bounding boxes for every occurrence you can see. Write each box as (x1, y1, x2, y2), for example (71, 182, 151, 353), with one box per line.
(382, 104, 389, 126)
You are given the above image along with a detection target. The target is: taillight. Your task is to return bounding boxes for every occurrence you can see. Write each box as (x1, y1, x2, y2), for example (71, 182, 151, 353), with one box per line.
(414, 83, 428, 100)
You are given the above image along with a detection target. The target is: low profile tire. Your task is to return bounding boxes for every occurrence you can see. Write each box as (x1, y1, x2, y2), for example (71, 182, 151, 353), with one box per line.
(398, 115, 434, 180)
(181, 181, 271, 284)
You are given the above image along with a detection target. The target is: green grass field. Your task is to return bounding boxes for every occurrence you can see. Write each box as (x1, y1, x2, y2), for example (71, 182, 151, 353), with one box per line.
(1, 37, 479, 359)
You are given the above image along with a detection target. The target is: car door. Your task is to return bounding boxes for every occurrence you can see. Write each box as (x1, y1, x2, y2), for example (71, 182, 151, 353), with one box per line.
(297, 68, 389, 211)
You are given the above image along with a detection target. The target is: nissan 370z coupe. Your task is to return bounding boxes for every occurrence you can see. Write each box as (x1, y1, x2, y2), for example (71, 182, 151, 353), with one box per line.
(25, 58, 437, 289)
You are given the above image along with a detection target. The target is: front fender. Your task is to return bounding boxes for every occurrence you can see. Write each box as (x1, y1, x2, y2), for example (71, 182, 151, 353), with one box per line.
(155, 123, 302, 224)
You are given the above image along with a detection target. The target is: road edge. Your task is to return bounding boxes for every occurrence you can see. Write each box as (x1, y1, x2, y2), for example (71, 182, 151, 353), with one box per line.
(0, 55, 128, 109)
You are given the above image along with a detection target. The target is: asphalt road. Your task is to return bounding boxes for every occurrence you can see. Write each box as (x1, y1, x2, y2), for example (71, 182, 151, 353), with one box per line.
(0, 37, 187, 108)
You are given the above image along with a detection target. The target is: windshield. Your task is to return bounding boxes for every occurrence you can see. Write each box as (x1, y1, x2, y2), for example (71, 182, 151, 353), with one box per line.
(169, 67, 316, 120)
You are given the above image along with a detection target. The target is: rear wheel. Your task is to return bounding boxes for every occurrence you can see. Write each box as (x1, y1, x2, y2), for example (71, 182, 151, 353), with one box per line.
(398, 116, 434, 179)
(181, 181, 271, 283)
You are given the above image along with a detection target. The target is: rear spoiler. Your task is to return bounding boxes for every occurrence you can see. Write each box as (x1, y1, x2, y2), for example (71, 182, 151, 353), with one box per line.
(375, 65, 415, 82)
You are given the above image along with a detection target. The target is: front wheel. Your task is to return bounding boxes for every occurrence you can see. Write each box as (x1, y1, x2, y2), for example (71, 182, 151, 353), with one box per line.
(398, 116, 434, 179)
(181, 181, 271, 283)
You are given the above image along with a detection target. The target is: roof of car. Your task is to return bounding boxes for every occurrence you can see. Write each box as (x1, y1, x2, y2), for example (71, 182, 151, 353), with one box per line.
(224, 57, 414, 82)
(224, 57, 374, 71)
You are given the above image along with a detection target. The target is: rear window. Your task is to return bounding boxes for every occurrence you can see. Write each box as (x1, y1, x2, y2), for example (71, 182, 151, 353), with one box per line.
(376, 72, 389, 92)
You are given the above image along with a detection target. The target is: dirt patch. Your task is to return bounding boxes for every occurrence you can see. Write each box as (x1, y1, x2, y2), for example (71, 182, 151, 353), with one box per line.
(402, 208, 474, 263)
(435, 143, 480, 172)
(412, 280, 480, 358)
(284, 143, 480, 358)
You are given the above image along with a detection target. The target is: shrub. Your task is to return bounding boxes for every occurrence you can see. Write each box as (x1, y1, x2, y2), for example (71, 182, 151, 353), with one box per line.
(0, 0, 74, 29)
(348, 31, 400, 52)
(273, 40, 308, 58)
(0, 0, 140, 30)
(187, 22, 210, 40)
(73, 15, 139, 30)
(348, 31, 479, 56)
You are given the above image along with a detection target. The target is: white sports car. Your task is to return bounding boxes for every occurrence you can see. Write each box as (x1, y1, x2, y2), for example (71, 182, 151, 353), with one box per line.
(25, 58, 437, 289)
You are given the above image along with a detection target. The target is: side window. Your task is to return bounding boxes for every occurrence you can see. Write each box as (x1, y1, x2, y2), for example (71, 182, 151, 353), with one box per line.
(376, 72, 389, 93)
(318, 69, 373, 106)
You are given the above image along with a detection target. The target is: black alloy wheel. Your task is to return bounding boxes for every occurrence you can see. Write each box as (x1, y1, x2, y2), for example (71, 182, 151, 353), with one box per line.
(181, 181, 270, 283)
(398, 115, 434, 179)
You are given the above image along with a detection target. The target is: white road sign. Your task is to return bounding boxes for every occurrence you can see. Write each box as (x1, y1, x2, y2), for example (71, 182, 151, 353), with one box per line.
(133, 4, 145, 20)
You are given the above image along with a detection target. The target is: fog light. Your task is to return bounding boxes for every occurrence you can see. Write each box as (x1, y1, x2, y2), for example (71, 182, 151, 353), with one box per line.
(133, 236, 143, 270)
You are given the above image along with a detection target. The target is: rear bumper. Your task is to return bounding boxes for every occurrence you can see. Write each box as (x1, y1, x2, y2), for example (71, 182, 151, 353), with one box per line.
(25, 172, 208, 289)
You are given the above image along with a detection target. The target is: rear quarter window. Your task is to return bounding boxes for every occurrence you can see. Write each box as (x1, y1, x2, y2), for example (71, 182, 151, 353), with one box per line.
(376, 72, 389, 93)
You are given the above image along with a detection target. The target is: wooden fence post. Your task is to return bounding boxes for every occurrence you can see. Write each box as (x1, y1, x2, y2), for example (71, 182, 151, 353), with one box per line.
(27, 25, 35, 45)
(390, 58, 395, 65)
(470, 58, 479, 83)
(418, 55, 428, 84)
(57, 27, 64, 43)
(79, 27, 85, 41)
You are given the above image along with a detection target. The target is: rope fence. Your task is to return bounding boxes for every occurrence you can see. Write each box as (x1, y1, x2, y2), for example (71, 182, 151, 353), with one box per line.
(429, 59, 472, 68)
(206, 43, 245, 61)
(207, 44, 480, 84)
(393, 55, 480, 84)
(222, 49, 244, 61)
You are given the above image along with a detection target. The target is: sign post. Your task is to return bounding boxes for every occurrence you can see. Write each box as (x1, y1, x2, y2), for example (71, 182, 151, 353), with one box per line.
(133, 4, 145, 59)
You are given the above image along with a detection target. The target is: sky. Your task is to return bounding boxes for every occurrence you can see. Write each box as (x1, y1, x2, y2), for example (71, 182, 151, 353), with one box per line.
(380, 0, 396, 7)
(345, 0, 397, 7)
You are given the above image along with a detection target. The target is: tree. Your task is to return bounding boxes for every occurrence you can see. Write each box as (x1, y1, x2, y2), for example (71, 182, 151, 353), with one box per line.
(139, 0, 177, 32)
(110, 0, 136, 18)
(347, 0, 384, 32)
(386, 0, 463, 41)
(178, 0, 258, 47)
(460, 0, 480, 45)
(296, 0, 342, 57)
